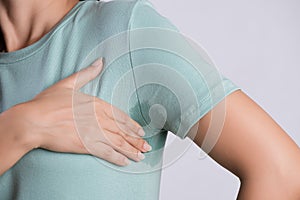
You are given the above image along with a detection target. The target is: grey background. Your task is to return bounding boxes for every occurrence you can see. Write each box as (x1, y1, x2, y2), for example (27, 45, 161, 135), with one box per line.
(145, 0, 300, 199)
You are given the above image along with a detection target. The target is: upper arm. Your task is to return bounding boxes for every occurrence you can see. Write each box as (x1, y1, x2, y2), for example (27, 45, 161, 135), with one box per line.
(127, 0, 300, 197)
(189, 89, 300, 196)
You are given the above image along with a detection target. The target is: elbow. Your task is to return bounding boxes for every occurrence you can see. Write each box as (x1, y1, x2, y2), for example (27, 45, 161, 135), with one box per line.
(279, 149, 300, 199)
(277, 168, 300, 199)
(238, 155, 300, 199)
(275, 162, 300, 199)
(276, 164, 300, 199)
(285, 163, 300, 199)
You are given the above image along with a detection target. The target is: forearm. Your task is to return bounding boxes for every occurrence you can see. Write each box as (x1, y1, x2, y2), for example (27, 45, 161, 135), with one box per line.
(0, 103, 36, 176)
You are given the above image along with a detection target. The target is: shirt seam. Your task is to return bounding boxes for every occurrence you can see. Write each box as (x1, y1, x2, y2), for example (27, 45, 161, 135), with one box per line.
(174, 82, 241, 139)
(128, 0, 155, 130)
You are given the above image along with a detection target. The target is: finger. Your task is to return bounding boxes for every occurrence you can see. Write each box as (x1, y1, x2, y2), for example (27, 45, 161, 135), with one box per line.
(103, 120, 151, 153)
(57, 58, 103, 90)
(102, 102, 145, 136)
(121, 131, 152, 152)
(103, 132, 146, 162)
(104, 115, 140, 139)
(125, 119, 145, 137)
(88, 141, 130, 166)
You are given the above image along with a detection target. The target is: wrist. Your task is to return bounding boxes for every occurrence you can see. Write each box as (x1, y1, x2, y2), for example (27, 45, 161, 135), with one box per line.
(0, 102, 41, 151)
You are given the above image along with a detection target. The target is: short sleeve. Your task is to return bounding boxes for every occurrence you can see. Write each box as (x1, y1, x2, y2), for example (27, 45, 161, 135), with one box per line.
(128, 0, 241, 139)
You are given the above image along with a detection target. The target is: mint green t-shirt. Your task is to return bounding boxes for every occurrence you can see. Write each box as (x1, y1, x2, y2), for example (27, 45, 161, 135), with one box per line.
(0, 0, 241, 199)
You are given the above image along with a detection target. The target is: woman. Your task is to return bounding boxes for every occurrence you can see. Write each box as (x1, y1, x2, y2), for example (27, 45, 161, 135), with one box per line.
(0, 0, 299, 199)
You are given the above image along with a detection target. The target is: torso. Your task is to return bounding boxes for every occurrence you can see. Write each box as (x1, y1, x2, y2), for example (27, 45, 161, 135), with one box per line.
(0, 1, 167, 199)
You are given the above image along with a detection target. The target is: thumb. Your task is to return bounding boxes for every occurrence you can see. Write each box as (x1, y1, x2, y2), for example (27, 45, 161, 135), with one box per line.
(58, 58, 103, 90)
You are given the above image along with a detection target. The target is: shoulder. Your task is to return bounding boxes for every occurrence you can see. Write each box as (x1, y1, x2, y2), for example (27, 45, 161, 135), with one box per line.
(73, 0, 177, 32)
(73, 0, 137, 31)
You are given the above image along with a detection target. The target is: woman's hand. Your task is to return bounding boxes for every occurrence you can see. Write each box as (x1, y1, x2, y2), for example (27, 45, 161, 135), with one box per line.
(21, 58, 151, 166)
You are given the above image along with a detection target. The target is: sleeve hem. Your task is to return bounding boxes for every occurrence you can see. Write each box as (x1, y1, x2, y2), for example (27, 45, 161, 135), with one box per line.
(174, 80, 242, 139)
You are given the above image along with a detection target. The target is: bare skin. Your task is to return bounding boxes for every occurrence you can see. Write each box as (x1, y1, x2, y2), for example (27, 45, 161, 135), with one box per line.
(190, 90, 300, 199)
(0, 0, 300, 199)
(0, 0, 80, 51)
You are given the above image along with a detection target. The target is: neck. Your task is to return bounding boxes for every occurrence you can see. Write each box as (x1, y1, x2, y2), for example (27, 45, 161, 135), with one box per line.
(0, 0, 79, 52)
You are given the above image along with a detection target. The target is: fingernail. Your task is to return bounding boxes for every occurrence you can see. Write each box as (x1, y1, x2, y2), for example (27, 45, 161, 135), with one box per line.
(138, 128, 145, 136)
(91, 58, 103, 69)
(123, 158, 130, 165)
(143, 142, 152, 151)
(138, 152, 145, 160)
